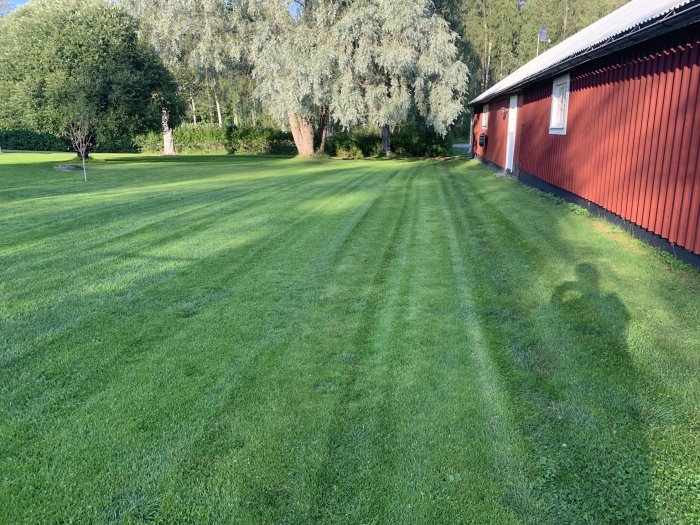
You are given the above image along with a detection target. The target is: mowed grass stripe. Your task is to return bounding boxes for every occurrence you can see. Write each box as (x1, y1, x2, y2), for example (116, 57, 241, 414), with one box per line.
(435, 168, 542, 523)
(305, 163, 419, 523)
(147, 162, 418, 523)
(443, 164, 649, 523)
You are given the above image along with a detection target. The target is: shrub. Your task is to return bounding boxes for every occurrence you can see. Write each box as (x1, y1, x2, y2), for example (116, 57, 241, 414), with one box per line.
(326, 128, 451, 158)
(94, 134, 138, 153)
(229, 127, 296, 155)
(135, 125, 228, 154)
(0, 128, 142, 153)
(0, 128, 69, 152)
(133, 131, 162, 154)
(392, 129, 452, 157)
(175, 124, 229, 153)
(135, 125, 296, 155)
(135, 124, 229, 154)
(326, 131, 381, 158)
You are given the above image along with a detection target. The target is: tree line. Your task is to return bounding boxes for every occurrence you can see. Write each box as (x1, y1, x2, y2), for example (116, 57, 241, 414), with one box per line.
(435, 0, 626, 106)
(0, 0, 625, 159)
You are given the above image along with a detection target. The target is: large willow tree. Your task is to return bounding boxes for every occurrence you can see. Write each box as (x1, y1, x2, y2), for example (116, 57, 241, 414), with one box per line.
(243, 0, 468, 157)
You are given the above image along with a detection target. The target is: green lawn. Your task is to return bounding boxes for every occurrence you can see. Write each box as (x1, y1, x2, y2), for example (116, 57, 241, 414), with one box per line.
(1, 152, 699, 524)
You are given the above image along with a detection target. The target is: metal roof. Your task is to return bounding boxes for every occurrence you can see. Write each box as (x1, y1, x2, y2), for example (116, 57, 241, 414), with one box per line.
(469, 0, 700, 106)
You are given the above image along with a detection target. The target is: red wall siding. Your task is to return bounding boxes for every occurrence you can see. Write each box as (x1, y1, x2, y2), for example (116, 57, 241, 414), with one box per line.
(473, 95, 510, 168)
(472, 24, 700, 256)
(515, 24, 700, 255)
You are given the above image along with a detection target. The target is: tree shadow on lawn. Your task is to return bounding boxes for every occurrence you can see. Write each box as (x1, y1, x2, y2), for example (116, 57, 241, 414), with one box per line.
(97, 154, 298, 165)
(1, 158, 392, 379)
(0, 158, 384, 258)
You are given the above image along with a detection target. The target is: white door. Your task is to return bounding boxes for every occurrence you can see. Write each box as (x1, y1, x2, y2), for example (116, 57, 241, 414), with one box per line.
(505, 95, 518, 172)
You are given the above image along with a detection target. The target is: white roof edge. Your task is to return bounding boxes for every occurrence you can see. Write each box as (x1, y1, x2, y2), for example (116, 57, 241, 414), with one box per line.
(469, 0, 698, 106)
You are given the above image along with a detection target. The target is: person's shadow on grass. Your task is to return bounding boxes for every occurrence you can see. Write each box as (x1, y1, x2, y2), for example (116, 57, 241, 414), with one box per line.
(544, 263, 654, 523)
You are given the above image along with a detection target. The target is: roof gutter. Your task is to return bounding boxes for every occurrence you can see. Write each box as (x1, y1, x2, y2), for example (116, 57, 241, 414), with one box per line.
(468, 1, 700, 107)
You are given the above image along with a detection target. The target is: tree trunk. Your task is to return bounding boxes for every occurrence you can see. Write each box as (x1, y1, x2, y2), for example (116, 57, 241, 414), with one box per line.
(482, 7, 488, 90)
(288, 113, 315, 158)
(485, 41, 492, 87)
(316, 107, 329, 154)
(190, 97, 197, 125)
(215, 92, 223, 128)
(162, 108, 176, 155)
(381, 124, 392, 156)
(82, 156, 87, 182)
(251, 109, 257, 127)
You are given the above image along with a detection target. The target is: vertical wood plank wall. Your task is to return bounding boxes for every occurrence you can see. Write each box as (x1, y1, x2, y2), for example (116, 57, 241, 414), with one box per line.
(473, 95, 510, 168)
(473, 23, 700, 256)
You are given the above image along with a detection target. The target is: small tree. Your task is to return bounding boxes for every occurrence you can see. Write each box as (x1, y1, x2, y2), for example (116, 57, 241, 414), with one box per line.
(66, 112, 95, 182)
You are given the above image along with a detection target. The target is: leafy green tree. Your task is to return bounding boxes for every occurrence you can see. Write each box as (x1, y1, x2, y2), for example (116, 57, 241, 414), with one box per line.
(433, 0, 626, 139)
(242, 0, 335, 157)
(188, 0, 242, 128)
(121, 0, 242, 152)
(518, 0, 626, 61)
(120, 0, 193, 153)
(447, 0, 627, 95)
(0, 0, 182, 156)
(243, 0, 468, 157)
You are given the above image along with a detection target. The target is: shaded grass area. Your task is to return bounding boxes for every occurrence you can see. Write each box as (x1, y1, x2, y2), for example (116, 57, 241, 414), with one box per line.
(0, 153, 698, 524)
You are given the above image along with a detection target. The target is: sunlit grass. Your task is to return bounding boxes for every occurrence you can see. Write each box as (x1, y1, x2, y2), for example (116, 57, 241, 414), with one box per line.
(1, 152, 698, 524)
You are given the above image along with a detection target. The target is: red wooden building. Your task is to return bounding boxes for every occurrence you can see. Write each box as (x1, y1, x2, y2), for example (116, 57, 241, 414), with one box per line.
(469, 0, 700, 266)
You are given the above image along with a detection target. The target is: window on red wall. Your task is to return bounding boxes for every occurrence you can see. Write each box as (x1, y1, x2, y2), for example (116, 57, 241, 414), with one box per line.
(481, 104, 489, 129)
(549, 74, 570, 135)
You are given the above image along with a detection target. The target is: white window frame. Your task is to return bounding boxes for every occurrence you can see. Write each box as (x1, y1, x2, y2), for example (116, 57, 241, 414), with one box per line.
(481, 104, 489, 129)
(549, 74, 570, 135)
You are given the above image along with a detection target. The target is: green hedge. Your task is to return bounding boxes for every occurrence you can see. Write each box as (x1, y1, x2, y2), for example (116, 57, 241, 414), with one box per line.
(0, 129, 70, 152)
(393, 129, 452, 157)
(325, 132, 381, 158)
(135, 125, 296, 155)
(135, 124, 228, 154)
(326, 129, 451, 158)
(176, 124, 228, 152)
(1, 125, 449, 157)
(133, 131, 162, 154)
(0, 128, 139, 153)
(229, 127, 296, 155)
(94, 134, 138, 153)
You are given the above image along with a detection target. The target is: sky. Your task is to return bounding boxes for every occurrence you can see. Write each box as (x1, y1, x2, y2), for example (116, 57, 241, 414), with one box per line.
(8, 0, 28, 9)
(8, 0, 297, 13)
